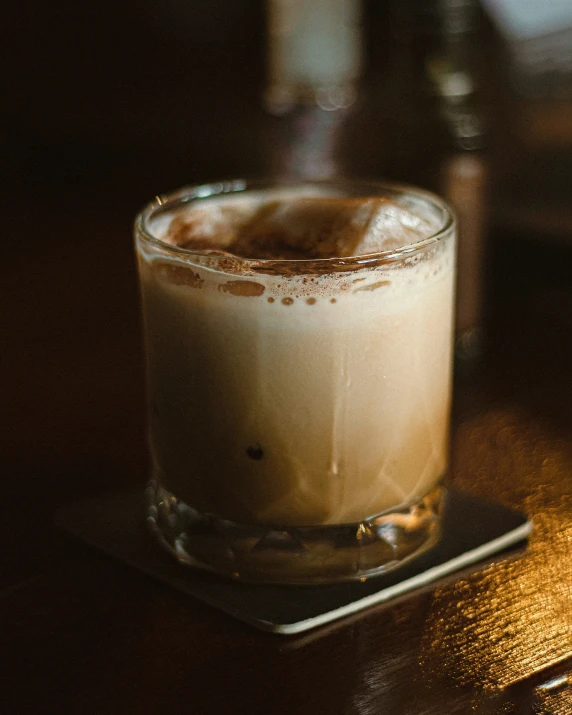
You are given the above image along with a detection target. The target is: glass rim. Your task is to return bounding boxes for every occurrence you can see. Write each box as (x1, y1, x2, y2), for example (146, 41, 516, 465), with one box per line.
(135, 178, 456, 270)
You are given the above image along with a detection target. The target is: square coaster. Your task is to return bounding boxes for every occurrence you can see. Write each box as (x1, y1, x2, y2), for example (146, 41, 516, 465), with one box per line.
(55, 489, 531, 634)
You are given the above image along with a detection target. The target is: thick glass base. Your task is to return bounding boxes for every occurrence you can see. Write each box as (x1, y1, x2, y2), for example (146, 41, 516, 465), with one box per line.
(145, 481, 443, 585)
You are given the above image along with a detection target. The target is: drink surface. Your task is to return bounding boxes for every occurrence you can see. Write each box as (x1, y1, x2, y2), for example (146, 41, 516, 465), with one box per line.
(150, 188, 440, 260)
(138, 187, 455, 527)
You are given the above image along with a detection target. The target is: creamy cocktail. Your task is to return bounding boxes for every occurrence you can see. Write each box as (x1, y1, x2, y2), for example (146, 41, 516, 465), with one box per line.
(135, 181, 455, 583)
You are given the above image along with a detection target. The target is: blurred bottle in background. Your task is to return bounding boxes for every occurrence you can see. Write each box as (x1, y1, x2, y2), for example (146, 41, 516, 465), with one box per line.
(264, 0, 489, 361)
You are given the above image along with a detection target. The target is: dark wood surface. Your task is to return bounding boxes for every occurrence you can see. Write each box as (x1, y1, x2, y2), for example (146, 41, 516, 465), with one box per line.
(3, 2, 572, 712)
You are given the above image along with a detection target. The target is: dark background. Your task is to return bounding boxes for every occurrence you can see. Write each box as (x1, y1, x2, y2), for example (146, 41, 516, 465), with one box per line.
(6, 0, 268, 199)
(2, 3, 572, 712)
(6, 1, 572, 210)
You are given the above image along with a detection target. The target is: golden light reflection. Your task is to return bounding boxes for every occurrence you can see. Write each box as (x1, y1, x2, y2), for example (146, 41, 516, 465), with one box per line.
(532, 678, 572, 715)
(420, 407, 572, 690)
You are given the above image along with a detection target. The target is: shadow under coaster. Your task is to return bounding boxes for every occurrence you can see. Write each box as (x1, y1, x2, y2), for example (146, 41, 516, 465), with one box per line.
(55, 488, 531, 634)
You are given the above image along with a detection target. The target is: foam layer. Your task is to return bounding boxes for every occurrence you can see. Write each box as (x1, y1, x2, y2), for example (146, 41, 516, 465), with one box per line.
(150, 190, 440, 260)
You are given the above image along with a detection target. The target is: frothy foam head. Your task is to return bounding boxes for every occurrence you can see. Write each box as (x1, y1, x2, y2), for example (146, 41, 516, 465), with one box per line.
(151, 189, 441, 261)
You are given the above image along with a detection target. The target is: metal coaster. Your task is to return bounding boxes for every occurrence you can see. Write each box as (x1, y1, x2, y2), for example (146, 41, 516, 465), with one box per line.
(55, 488, 531, 634)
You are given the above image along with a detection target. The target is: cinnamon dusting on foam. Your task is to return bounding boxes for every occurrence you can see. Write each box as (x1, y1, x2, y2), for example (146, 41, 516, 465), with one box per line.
(154, 194, 439, 263)
(144, 191, 448, 297)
